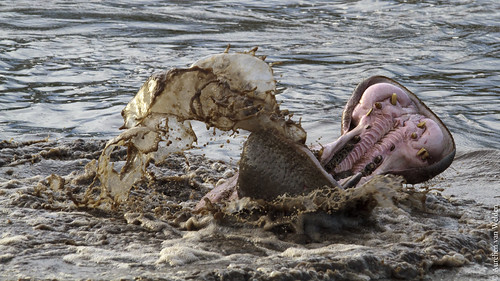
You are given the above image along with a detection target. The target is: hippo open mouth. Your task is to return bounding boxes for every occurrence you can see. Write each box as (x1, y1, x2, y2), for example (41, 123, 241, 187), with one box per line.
(315, 76, 456, 188)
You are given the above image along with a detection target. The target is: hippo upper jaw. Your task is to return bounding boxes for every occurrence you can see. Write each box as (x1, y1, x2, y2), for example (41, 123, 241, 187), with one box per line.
(317, 76, 456, 186)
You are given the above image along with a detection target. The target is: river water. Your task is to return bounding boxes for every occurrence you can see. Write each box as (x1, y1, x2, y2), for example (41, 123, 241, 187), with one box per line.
(1, 0, 499, 150)
(1, 1, 499, 280)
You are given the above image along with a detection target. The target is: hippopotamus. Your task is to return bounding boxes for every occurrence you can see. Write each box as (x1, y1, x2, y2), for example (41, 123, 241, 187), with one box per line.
(196, 76, 455, 209)
(104, 48, 454, 208)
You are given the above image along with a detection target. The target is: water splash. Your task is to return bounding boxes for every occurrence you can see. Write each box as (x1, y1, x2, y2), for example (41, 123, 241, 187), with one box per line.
(86, 47, 306, 206)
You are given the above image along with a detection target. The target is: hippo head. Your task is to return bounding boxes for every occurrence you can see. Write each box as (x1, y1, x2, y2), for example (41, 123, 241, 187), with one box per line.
(199, 75, 456, 206)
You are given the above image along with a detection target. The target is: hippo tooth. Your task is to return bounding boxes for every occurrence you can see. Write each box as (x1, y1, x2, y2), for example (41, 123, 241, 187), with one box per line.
(411, 132, 417, 139)
(374, 155, 383, 164)
(417, 121, 426, 128)
(421, 150, 430, 160)
(391, 93, 398, 105)
(417, 147, 427, 156)
(313, 148, 323, 159)
(366, 107, 373, 116)
(375, 102, 382, 109)
(341, 172, 362, 189)
(365, 162, 376, 172)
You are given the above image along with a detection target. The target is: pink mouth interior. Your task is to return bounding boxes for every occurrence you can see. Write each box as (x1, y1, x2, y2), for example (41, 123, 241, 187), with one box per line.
(321, 83, 445, 183)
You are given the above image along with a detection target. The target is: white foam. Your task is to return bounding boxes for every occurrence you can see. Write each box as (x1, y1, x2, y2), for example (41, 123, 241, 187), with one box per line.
(0, 234, 28, 245)
(157, 244, 222, 266)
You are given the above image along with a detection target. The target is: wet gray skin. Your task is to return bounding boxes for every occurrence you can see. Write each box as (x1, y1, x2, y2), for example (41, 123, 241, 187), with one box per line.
(197, 76, 456, 207)
(237, 129, 341, 201)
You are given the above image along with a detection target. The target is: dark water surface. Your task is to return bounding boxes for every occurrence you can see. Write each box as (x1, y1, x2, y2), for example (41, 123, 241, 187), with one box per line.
(1, 0, 499, 153)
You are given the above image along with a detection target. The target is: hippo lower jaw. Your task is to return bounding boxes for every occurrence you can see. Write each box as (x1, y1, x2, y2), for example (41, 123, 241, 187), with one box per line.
(237, 129, 341, 201)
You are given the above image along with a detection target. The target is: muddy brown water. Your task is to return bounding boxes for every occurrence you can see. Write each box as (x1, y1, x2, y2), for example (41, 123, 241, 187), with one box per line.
(0, 139, 498, 280)
(1, 1, 499, 280)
